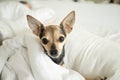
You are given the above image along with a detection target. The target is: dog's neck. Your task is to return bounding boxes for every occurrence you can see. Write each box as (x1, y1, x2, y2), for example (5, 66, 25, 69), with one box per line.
(42, 45, 65, 65)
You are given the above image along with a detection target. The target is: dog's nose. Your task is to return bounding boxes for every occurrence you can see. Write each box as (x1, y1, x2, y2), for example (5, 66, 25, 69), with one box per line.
(50, 49, 58, 57)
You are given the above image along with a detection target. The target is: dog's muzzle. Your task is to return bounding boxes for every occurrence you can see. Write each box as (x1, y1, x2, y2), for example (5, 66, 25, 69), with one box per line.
(43, 45, 65, 65)
(50, 49, 58, 57)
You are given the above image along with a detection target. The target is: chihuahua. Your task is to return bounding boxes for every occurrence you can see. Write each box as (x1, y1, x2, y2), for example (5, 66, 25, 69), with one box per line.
(27, 11, 75, 65)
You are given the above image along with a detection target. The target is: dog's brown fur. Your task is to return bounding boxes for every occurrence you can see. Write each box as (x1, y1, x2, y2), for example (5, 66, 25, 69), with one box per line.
(40, 25, 66, 58)
(27, 11, 75, 65)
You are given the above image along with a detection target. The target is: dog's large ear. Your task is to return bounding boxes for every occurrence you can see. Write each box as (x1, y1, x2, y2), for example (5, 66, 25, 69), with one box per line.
(60, 11, 75, 34)
(27, 15, 44, 36)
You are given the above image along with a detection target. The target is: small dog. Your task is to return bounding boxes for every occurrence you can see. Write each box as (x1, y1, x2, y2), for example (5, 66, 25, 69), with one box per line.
(27, 11, 75, 65)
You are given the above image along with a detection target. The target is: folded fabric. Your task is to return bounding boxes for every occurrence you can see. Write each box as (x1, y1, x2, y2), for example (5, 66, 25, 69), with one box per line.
(0, 32, 85, 80)
(0, 1, 31, 20)
(64, 28, 120, 80)
(76, 24, 120, 44)
(0, 1, 56, 45)
(0, 19, 29, 45)
(0, 34, 24, 74)
(0, 1, 56, 24)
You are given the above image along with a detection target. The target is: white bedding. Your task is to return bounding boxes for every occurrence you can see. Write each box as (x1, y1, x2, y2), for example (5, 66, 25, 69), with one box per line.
(29, 1, 120, 43)
(65, 28, 120, 80)
(0, 1, 56, 43)
(0, 1, 120, 80)
(1, 23, 120, 80)
(0, 32, 85, 80)
(0, 1, 30, 20)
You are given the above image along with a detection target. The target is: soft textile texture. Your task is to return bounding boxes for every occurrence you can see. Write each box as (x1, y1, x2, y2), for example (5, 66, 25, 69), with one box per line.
(0, 1, 56, 23)
(0, 32, 85, 80)
(0, 1, 30, 20)
(0, 1, 56, 44)
(1, 26, 120, 80)
(65, 28, 120, 80)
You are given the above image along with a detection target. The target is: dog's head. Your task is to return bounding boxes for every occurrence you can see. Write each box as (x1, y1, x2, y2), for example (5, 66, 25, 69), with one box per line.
(27, 11, 75, 59)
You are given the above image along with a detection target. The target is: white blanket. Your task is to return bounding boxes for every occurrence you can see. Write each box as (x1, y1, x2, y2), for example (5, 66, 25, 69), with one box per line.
(0, 1, 30, 20)
(65, 28, 120, 80)
(0, 1, 56, 44)
(1, 27, 120, 80)
(0, 32, 85, 80)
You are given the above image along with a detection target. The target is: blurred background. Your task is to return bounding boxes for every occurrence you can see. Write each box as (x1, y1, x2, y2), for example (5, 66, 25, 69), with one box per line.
(0, 0, 120, 4)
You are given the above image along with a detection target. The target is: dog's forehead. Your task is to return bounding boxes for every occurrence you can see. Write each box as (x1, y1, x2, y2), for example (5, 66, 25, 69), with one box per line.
(45, 25, 61, 31)
(39, 25, 62, 38)
(45, 25, 63, 35)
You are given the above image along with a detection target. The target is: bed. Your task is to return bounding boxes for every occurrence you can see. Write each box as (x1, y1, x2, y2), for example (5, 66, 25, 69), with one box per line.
(0, 1, 120, 80)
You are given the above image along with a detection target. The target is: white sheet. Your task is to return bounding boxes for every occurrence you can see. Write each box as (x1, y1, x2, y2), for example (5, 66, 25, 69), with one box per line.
(1, 25, 120, 80)
(0, 1, 30, 20)
(0, 1, 56, 44)
(0, 32, 85, 80)
(65, 28, 120, 80)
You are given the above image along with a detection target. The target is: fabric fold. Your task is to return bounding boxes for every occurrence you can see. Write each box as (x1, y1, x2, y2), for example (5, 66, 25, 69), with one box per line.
(0, 32, 85, 80)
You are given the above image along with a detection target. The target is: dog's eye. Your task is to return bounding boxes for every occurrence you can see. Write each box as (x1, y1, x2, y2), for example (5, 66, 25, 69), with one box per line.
(59, 36, 64, 42)
(42, 38, 49, 45)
